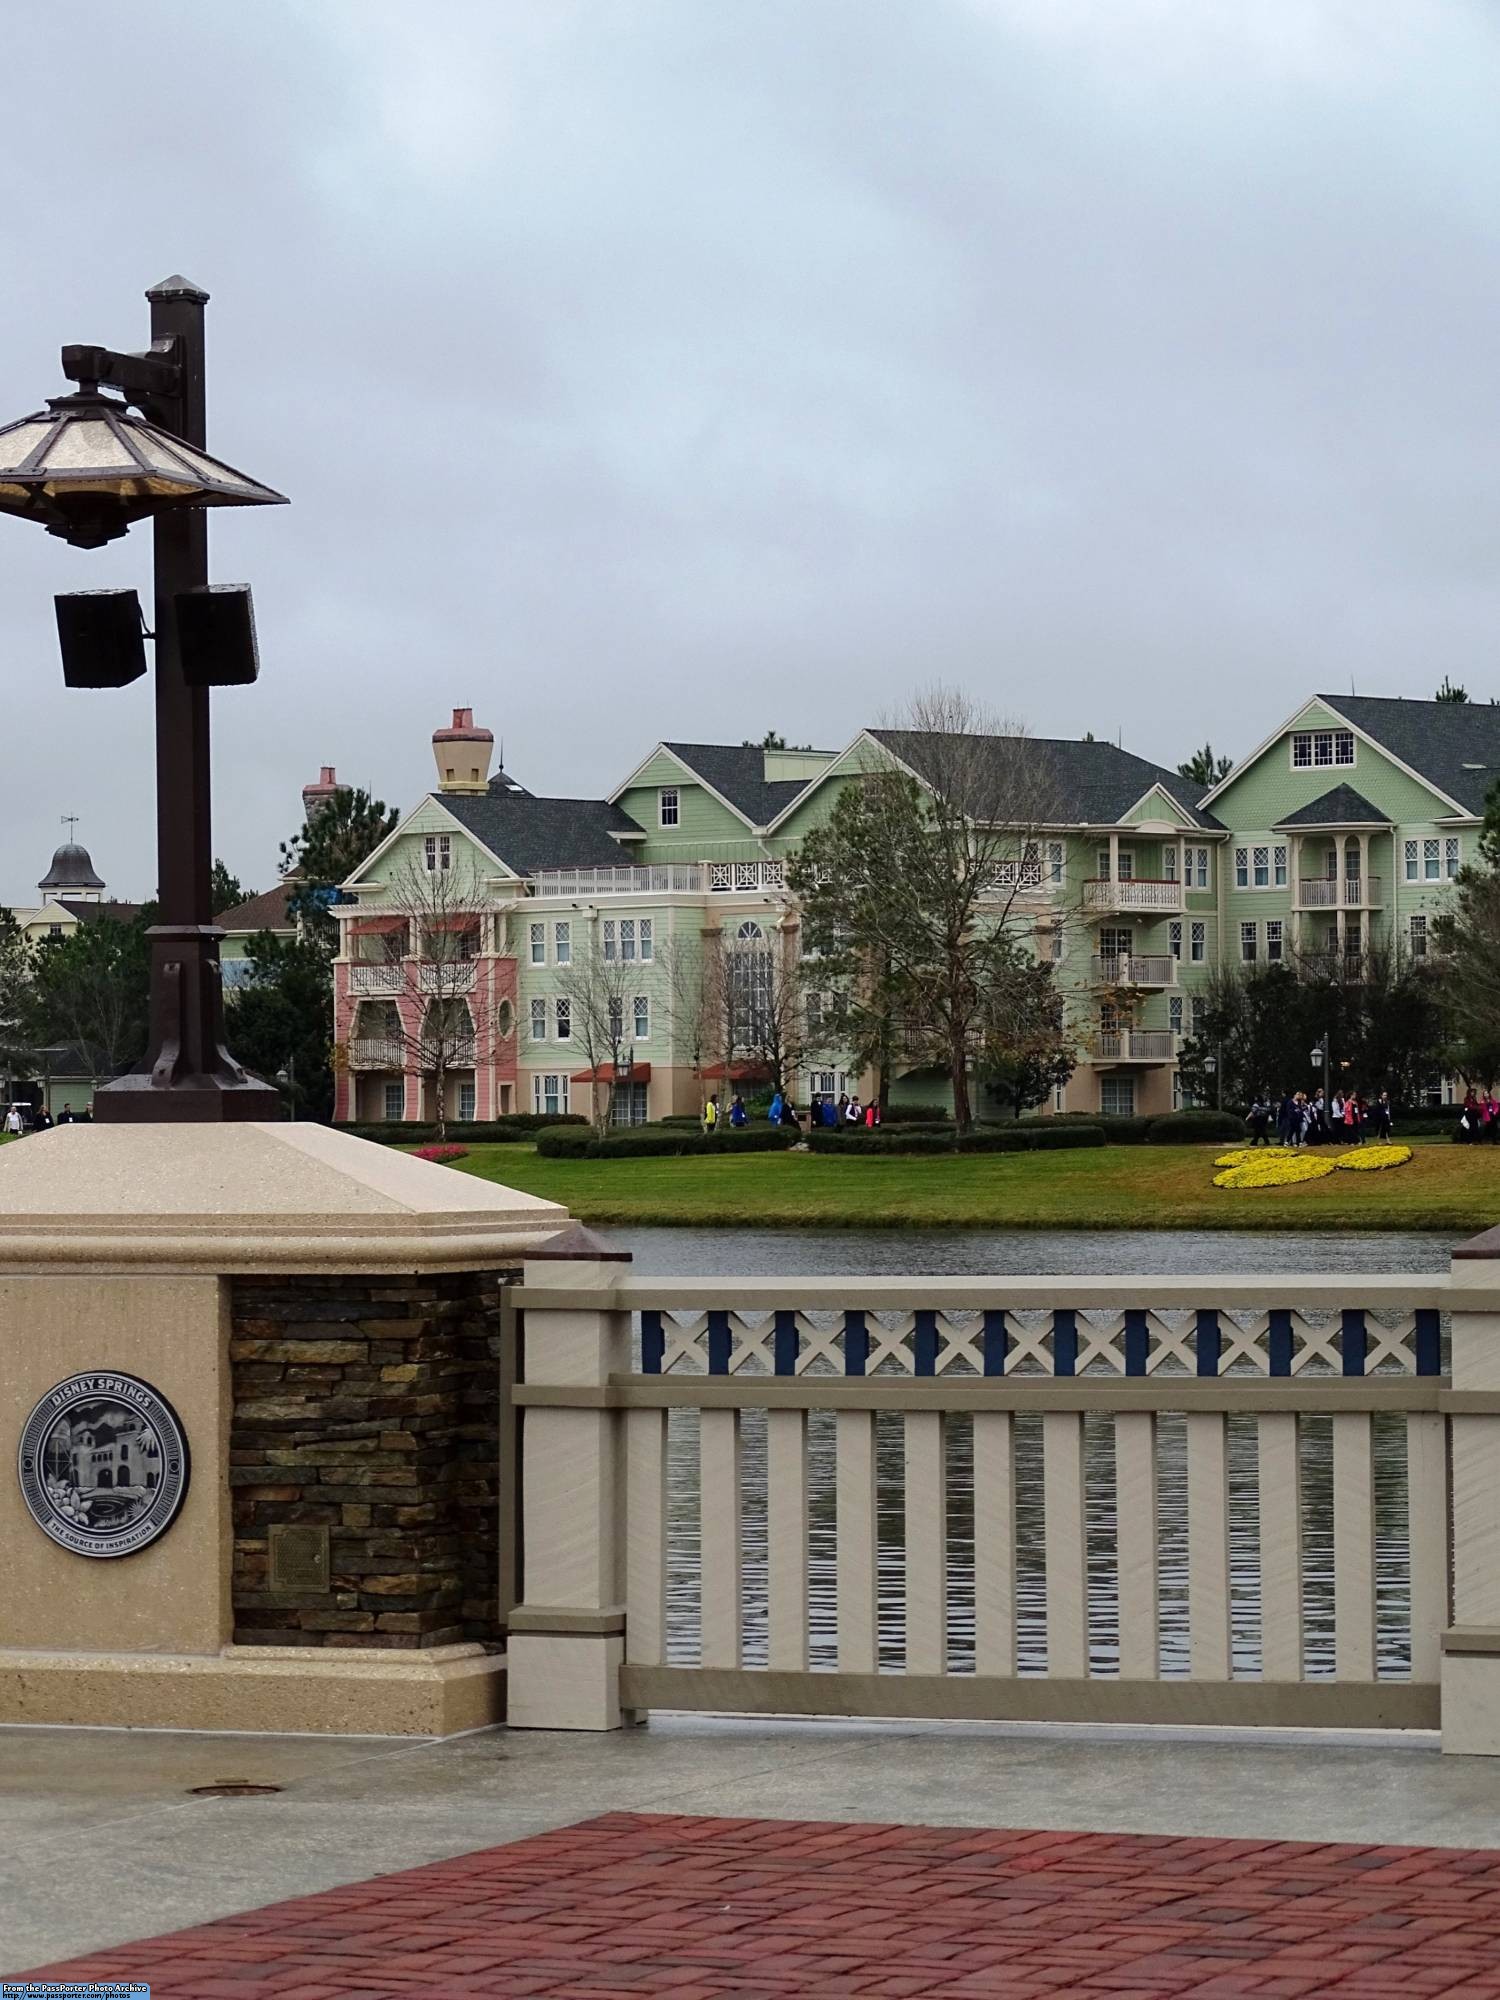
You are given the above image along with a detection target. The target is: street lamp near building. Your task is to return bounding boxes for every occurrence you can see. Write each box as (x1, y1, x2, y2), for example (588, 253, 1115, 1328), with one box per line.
(0, 277, 287, 1121)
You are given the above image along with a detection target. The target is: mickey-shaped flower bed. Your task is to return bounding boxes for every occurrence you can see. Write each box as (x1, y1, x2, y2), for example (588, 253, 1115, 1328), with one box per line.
(1212, 1143, 1412, 1190)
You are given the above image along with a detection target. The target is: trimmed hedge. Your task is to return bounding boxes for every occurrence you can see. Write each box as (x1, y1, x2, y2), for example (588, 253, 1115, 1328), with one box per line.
(807, 1124, 1106, 1156)
(1144, 1110, 1245, 1144)
(881, 1103, 952, 1124)
(347, 1114, 586, 1146)
(1046, 1112, 1153, 1143)
(535, 1126, 800, 1161)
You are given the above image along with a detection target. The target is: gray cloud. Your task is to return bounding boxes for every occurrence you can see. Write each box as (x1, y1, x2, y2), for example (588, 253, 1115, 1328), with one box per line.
(3, 0, 1499, 901)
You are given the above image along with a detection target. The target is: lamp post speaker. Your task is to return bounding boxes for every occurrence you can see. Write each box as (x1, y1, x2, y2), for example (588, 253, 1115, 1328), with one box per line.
(176, 584, 259, 687)
(54, 589, 147, 689)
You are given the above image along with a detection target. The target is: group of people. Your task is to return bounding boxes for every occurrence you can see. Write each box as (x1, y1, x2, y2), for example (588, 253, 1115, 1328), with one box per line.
(699, 1090, 884, 1134)
(1458, 1090, 1500, 1142)
(1245, 1088, 1391, 1148)
(2, 1103, 91, 1136)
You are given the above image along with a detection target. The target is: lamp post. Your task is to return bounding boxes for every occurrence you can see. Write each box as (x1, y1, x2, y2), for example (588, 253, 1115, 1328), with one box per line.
(0, 277, 287, 1120)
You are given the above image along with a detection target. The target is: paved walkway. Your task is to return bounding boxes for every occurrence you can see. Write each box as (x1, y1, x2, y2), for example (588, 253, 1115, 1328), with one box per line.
(23, 1809, 1500, 1997)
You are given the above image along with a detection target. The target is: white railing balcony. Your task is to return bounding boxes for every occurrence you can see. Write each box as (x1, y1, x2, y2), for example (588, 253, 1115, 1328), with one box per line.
(1091, 954, 1176, 988)
(349, 963, 404, 995)
(347, 1037, 404, 1070)
(533, 864, 707, 897)
(1296, 877, 1382, 909)
(421, 1038, 476, 1069)
(706, 860, 787, 894)
(418, 961, 477, 993)
(1091, 1028, 1176, 1062)
(1084, 878, 1183, 914)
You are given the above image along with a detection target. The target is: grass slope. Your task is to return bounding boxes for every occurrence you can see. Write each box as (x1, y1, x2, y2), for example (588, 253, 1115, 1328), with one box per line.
(441, 1139, 1499, 1232)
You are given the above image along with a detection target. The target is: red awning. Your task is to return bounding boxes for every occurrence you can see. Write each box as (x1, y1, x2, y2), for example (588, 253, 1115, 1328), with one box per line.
(350, 915, 407, 935)
(570, 1063, 652, 1084)
(700, 1061, 772, 1082)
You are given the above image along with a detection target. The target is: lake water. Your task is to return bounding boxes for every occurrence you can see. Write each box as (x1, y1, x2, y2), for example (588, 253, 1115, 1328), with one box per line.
(589, 1226, 1457, 1682)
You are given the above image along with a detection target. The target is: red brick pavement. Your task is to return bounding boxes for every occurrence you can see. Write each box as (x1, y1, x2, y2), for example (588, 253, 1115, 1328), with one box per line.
(23, 1811, 1500, 1998)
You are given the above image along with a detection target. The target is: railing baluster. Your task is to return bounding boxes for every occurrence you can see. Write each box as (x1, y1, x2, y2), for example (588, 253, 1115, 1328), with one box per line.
(1115, 1412, 1158, 1679)
(904, 1412, 947, 1675)
(1332, 1412, 1376, 1681)
(1186, 1413, 1231, 1679)
(699, 1408, 742, 1669)
(1043, 1411, 1088, 1677)
(1257, 1412, 1302, 1681)
(836, 1410, 879, 1673)
(973, 1411, 1016, 1676)
(624, 1407, 668, 1667)
(766, 1409, 809, 1672)
(1406, 1411, 1447, 1683)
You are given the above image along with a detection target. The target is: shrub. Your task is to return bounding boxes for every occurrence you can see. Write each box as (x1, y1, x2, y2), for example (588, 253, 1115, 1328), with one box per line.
(346, 1114, 586, 1145)
(1145, 1110, 1246, 1145)
(881, 1103, 952, 1124)
(1035, 1112, 1152, 1144)
(412, 1143, 468, 1163)
(534, 1126, 799, 1161)
(806, 1123, 1105, 1156)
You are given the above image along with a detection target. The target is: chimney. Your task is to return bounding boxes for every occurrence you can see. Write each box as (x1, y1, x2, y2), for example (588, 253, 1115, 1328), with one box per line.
(302, 764, 340, 821)
(432, 706, 495, 793)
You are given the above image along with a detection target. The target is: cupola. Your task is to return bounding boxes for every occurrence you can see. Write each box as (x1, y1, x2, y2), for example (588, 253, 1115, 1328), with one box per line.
(432, 707, 494, 793)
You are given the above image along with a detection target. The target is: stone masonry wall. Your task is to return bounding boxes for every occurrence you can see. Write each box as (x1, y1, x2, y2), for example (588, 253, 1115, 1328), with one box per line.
(229, 1271, 514, 1649)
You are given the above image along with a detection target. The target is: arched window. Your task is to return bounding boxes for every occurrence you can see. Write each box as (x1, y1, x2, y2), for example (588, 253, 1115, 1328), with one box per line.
(496, 998, 514, 1038)
(736, 921, 764, 943)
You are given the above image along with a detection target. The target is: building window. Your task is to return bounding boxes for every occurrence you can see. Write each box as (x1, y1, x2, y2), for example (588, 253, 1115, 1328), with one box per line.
(1117, 850, 1133, 881)
(529, 922, 545, 965)
(1048, 925, 1063, 962)
(1446, 836, 1461, 878)
(533, 1073, 569, 1117)
(1424, 838, 1440, 880)
(1099, 927, 1132, 961)
(1405, 838, 1419, 881)
(1346, 920, 1362, 958)
(1186, 845, 1209, 888)
(1234, 847, 1248, 888)
(1252, 845, 1269, 888)
(1410, 914, 1428, 959)
(1266, 920, 1283, 963)
(382, 1080, 404, 1121)
(530, 998, 546, 1040)
(602, 920, 617, 961)
(1190, 922, 1205, 963)
(458, 1082, 476, 1121)
(1100, 1077, 1135, 1117)
(1169, 921, 1182, 961)
(608, 994, 624, 1040)
(1162, 846, 1177, 881)
(1192, 996, 1207, 1034)
(553, 921, 570, 964)
(1274, 845, 1287, 887)
(620, 918, 636, 961)
(1096, 847, 1111, 882)
(554, 997, 571, 1041)
(1169, 995, 1183, 1035)
(659, 787, 679, 827)
(497, 998, 513, 1037)
(1240, 921, 1257, 963)
(1292, 729, 1355, 769)
(634, 995, 650, 1040)
(639, 918, 654, 961)
(422, 833, 451, 872)
(1047, 841, 1065, 884)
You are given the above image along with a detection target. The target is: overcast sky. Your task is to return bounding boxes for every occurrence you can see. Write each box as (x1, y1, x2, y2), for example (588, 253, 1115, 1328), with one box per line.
(4, 0, 1500, 903)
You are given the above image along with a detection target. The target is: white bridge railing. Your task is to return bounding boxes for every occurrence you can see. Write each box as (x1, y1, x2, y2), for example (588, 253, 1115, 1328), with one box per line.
(506, 1260, 1500, 1749)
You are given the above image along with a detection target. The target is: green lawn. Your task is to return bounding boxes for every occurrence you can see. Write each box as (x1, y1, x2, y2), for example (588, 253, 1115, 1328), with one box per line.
(438, 1139, 1499, 1233)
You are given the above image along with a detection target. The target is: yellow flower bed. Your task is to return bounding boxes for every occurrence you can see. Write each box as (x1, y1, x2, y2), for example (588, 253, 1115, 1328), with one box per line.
(1334, 1144, 1412, 1172)
(1213, 1146, 1295, 1168)
(1213, 1154, 1337, 1190)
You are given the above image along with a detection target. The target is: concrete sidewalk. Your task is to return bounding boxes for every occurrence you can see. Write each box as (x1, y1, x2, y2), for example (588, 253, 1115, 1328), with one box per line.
(5, 1714, 1500, 1972)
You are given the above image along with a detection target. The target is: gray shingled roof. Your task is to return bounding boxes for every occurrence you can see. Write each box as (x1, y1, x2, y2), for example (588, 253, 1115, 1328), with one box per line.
(1322, 695, 1500, 815)
(440, 791, 643, 875)
(661, 743, 827, 827)
(1275, 784, 1390, 829)
(869, 731, 1225, 830)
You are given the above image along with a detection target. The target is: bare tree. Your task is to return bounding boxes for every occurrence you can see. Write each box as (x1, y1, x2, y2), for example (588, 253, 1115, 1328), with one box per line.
(344, 858, 495, 1136)
(705, 917, 817, 1101)
(789, 685, 1061, 1130)
(555, 935, 638, 1137)
(655, 929, 715, 1110)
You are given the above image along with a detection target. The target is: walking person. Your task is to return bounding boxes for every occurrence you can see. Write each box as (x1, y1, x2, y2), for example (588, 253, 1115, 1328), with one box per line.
(766, 1088, 784, 1126)
(702, 1092, 720, 1135)
(844, 1093, 863, 1126)
(1461, 1088, 1480, 1144)
(3, 1105, 22, 1138)
(820, 1095, 838, 1129)
(1248, 1095, 1270, 1146)
(1307, 1088, 1328, 1145)
(728, 1093, 748, 1129)
(1343, 1091, 1362, 1144)
(1372, 1090, 1393, 1141)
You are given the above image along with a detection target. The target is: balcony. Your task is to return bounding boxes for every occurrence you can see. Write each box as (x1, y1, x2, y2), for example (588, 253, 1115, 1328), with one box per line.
(418, 961, 477, 993)
(1091, 953, 1176, 989)
(1084, 878, 1183, 915)
(1090, 1029, 1176, 1064)
(421, 1038, 476, 1069)
(1296, 877, 1382, 910)
(349, 962, 404, 996)
(348, 1037, 404, 1070)
(534, 864, 707, 896)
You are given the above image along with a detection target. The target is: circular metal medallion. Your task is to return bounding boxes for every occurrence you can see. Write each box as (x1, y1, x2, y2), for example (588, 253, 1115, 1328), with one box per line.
(17, 1371, 190, 1558)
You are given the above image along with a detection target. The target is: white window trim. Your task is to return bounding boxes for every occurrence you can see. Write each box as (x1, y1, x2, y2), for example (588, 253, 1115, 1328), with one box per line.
(658, 786, 680, 827)
(1290, 728, 1356, 771)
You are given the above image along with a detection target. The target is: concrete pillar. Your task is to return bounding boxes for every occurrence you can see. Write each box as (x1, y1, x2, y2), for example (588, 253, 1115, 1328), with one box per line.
(506, 1255, 633, 1730)
(1443, 1231, 1500, 1751)
(1108, 832, 1119, 890)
